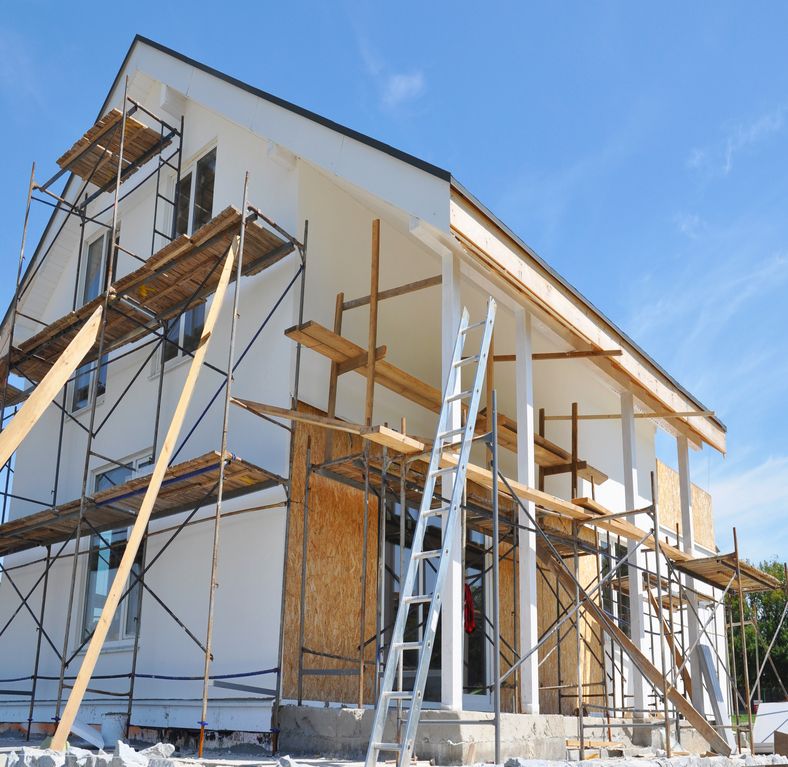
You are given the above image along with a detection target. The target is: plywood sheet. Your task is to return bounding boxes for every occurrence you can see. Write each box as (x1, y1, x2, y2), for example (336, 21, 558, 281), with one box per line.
(281, 403, 379, 704)
(656, 459, 714, 550)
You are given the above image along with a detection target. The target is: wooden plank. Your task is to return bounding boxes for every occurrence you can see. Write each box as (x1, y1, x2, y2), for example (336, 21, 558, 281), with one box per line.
(233, 398, 365, 436)
(336, 345, 386, 376)
(494, 349, 623, 362)
(232, 399, 426, 456)
(540, 550, 731, 756)
(50, 238, 239, 751)
(365, 219, 380, 426)
(0, 306, 102, 471)
(361, 425, 424, 454)
(342, 274, 441, 311)
(544, 410, 715, 422)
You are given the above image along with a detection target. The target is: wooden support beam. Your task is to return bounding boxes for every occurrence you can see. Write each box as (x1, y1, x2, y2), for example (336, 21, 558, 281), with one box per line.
(365, 220, 380, 427)
(324, 291, 344, 461)
(541, 460, 588, 477)
(232, 398, 426, 455)
(336, 345, 386, 376)
(544, 410, 714, 422)
(342, 274, 441, 311)
(50, 239, 238, 752)
(0, 306, 102, 471)
(647, 589, 693, 698)
(540, 549, 731, 756)
(495, 349, 623, 362)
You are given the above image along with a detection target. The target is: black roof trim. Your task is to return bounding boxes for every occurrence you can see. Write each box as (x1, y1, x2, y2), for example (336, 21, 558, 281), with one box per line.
(450, 177, 726, 434)
(133, 35, 451, 182)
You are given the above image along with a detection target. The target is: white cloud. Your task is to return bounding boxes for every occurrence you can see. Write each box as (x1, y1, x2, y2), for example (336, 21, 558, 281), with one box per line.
(381, 72, 425, 110)
(674, 212, 705, 238)
(711, 455, 788, 561)
(688, 107, 784, 176)
(354, 30, 426, 113)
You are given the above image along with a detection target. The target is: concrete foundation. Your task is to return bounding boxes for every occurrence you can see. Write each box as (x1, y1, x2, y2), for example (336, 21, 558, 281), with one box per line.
(276, 706, 717, 764)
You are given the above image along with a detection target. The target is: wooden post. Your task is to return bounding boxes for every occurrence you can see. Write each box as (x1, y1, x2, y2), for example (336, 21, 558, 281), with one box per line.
(571, 402, 579, 499)
(364, 219, 380, 427)
(324, 291, 344, 460)
(0, 306, 103, 470)
(50, 240, 238, 751)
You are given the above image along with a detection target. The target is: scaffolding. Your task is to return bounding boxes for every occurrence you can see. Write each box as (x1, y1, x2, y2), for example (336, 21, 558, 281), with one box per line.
(231, 215, 786, 763)
(0, 82, 785, 764)
(0, 83, 306, 754)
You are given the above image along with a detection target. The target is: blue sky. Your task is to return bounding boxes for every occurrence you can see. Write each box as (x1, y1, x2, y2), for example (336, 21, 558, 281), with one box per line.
(1, 3, 786, 561)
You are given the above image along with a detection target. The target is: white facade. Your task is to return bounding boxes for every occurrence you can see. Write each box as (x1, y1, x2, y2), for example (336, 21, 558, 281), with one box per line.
(0, 37, 729, 736)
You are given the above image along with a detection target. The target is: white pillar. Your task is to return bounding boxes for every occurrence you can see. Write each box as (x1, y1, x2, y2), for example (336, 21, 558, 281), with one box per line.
(678, 434, 705, 714)
(515, 308, 539, 713)
(440, 250, 463, 710)
(620, 391, 647, 714)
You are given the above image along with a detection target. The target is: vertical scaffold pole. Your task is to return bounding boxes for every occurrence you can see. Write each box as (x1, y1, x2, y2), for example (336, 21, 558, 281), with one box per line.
(271, 222, 308, 750)
(26, 544, 51, 740)
(733, 527, 754, 752)
(56, 77, 130, 720)
(297, 439, 311, 706)
(490, 391, 502, 764)
(197, 173, 249, 758)
(651, 472, 672, 756)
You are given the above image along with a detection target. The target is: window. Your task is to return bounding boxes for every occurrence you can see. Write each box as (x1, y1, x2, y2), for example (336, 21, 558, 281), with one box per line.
(164, 147, 216, 365)
(601, 541, 631, 637)
(72, 231, 112, 411)
(82, 455, 152, 642)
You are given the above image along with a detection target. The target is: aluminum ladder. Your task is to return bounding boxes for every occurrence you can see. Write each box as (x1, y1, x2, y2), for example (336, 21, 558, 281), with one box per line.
(365, 297, 497, 767)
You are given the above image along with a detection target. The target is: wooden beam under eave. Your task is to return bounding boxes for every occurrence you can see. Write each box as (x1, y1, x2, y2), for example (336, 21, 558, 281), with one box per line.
(448, 192, 726, 454)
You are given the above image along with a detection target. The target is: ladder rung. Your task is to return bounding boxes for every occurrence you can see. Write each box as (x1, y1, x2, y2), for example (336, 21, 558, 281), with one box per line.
(423, 505, 448, 517)
(437, 427, 465, 441)
(454, 354, 480, 368)
(462, 320, 487, 332)
(429, 465, 456, 477)
(373, 743, 403, 752)
(383, 690, 413, 700)
(393, 642, 422, 652)
(413, 549, 441, 561)
(446, 389, 473, 402)
(403, 594, 432, 605)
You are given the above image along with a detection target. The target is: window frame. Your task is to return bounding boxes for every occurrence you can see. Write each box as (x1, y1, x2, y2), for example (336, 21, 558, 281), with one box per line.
(79, 451, 154, 647)
(157, 144, 217, 371)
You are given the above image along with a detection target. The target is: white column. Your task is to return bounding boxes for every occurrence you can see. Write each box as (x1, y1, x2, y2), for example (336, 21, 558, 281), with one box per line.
(440, 250, 463, 710)
(678, 434, 705, 714)
(515, 308, 539, 713)
(621, 391, 647, 714)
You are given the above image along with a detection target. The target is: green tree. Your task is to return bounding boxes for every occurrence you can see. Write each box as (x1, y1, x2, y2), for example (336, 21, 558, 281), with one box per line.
(729, 559, 788, 709)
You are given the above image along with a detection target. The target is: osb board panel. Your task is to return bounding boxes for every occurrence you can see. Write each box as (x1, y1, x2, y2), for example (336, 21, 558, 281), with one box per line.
(537, 543, 605, 715)
(656, 460, 714, 550)
(282, 403, 379, 704)
(498, 541, 518, 713)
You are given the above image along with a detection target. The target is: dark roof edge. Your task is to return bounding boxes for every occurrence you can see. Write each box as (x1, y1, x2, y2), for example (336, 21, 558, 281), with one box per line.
(133, 35, 452, 182)
(450, 177, 727, 435)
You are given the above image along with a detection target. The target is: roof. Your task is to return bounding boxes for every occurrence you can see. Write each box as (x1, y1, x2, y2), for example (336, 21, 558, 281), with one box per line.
(6, 34, 724, 443)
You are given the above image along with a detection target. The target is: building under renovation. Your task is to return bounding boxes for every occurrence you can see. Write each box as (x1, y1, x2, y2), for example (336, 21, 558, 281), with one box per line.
(0, 35, 783, 765)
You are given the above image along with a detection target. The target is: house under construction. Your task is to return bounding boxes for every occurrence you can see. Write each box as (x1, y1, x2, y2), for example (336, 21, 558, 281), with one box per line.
(0, 35, 783, 765)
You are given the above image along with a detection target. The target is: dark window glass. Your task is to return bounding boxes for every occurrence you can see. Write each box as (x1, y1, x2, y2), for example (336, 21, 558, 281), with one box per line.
(192, 148, 216, 232)
(182, 304, 205, 355)
(162, 318, 180, 363)
(175, 172, 192, 237)
(70, 354, 107, 412)
(71, 364, 91, 411)
(82, 235, 106, 304)
(82, 528, 143, 641)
